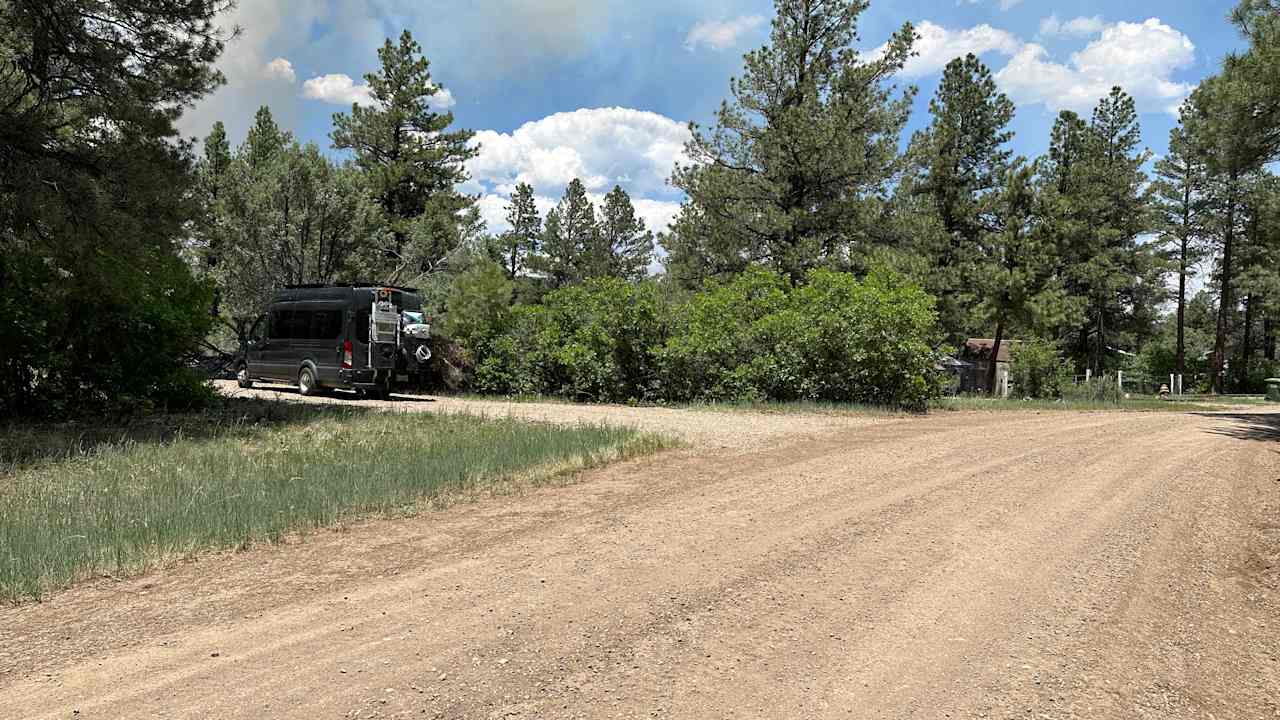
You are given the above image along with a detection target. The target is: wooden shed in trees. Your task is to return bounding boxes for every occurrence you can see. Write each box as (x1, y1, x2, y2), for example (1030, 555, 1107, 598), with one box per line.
(958, 338, 1021, 397)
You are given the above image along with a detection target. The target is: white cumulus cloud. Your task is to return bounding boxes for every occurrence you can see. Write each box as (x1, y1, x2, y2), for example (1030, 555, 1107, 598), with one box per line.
(999, 0, 1024, 9)
(996, 18, 1196, 115)
(467, 107, 691, 235)
(684, 15, 767, 51)
(865, 21, 1022, 78)
(1039, 15, 1107, 38)
(262, 57, 296, 83)
(302, 73, 375, 106)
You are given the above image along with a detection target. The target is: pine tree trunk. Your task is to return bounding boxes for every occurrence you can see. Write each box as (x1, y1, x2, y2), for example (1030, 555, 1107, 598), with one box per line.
(1240, 294, 1255, 392)
(1212, 176, 1237, 395)
(1265, 316, 1276, 361)
(1176, 234, 1187, 377)
(986, 321, 1005, 397)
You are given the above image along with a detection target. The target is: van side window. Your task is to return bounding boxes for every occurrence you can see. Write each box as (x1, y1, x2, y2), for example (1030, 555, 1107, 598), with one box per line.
(249, 315, 267, 343)
(310, 310, 343, 340)
(269, 310, 291, 340)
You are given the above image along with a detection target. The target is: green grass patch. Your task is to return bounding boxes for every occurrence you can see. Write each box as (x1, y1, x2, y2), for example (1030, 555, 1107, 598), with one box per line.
(0, 402, 668, 603)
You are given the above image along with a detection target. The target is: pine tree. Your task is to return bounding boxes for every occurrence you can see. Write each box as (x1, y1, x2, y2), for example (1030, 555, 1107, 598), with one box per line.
(500, 183, 541, 279)
(0, 0, 232, 413)
(667, 0, 917, 285)
(971, 163, 1068, 393)
(1186, 76, 1258, 392)
(596, 186, 655, 281)
(907, 53, 1016, 341)
(1045, 88, 1157, 375)
(1152, 122, 1212, 378)
(330, 30, 476, 281)
(1231, 172, 1280, 388)
(245, 107, 288, 171)
(536, 180, 597, 289)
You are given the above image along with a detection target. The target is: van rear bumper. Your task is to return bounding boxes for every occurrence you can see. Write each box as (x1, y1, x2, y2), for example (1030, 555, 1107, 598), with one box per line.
(339, 368, 379, 385)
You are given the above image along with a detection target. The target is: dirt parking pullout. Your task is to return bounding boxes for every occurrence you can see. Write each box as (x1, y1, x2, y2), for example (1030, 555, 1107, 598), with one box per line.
(2, 388, 1278, 719)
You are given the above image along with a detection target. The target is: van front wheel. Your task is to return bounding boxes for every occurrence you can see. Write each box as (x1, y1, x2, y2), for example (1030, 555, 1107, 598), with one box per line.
(298, 367, 319, 397)
(236, 363, 254, 389)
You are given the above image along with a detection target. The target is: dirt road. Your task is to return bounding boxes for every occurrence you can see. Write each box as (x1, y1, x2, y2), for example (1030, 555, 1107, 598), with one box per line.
(3, 389, 1279, 718)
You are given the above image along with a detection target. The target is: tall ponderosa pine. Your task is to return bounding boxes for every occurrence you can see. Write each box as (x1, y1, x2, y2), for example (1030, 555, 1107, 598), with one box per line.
(537, 179, 597, 289)
(1152, 122, 1211, 378)
(1220, 1, 1280, 163)
(1232, 172, 1280, 387)
(906, 53, 1016, 342)
(596, 186, 655, 281)
(501, 183, 541, 279)
(1186, 76, 1259, 392)
(667, 0, 916, 285)
(1043, 88, 1157, 375)
(330, 30, 477, 282)
(972, 164, 1068, 393)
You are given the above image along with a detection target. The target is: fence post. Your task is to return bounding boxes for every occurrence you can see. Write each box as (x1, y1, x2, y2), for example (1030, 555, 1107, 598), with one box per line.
(1170, 374, 1174, 395)
(1118, 370, 1124, 394)
(1086, 368, 1092, 384)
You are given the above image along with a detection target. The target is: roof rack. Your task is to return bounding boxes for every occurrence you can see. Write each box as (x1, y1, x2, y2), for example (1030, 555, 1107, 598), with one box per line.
(283, 283, 421, 294)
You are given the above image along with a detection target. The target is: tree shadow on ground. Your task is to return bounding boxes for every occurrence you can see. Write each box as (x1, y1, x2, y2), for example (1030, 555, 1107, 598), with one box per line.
(1196, 412, 1280, 442)
(0, 396, 375, 474)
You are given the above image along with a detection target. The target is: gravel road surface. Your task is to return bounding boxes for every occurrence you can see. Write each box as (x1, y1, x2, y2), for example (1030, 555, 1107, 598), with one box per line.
(2, 384, 1278, 718)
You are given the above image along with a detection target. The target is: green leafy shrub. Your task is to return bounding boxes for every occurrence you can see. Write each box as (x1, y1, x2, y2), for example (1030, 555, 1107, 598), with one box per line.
(1008, 338, 1073, 399)
(538, 279, 672, 402)
(672, 269, 942, 407)
(0, 251, 216, 417)
(447, 266, 943, 408)
(655, 267, 790, 401)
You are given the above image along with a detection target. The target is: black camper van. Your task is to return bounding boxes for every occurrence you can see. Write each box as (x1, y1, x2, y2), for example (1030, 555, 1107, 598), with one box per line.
(235, 284, 432, 398)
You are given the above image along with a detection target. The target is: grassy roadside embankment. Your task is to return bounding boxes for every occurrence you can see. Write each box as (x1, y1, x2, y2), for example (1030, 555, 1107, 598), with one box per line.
(0, 400, 669, 603)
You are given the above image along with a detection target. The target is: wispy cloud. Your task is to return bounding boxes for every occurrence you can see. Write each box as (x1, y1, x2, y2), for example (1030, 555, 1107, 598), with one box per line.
(684, 15, 767, 52)
(302, 74, 456, 110)
(1039, 15, 1107, 38)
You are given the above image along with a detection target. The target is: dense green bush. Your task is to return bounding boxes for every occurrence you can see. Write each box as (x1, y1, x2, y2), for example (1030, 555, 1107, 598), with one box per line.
(449, 265, 944, 408)
(657, 268, 941, 407)
(655, 267, 789, 401)
(0, 251, 216, 417)
(538, 280, 671, 401)
(1008, 338, 1073, 399)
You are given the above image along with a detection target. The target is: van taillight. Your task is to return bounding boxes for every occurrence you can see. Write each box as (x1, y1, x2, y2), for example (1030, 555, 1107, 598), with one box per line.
(342, 340, 353, 369)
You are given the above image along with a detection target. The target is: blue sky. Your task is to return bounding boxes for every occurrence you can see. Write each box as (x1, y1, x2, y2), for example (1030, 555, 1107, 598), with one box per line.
(178, 0, 1249, 234)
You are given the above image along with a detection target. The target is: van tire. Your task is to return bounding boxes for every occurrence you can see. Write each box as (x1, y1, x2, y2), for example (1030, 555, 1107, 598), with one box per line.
(298, 367, 319, 397)
(236, 363, 254, 389)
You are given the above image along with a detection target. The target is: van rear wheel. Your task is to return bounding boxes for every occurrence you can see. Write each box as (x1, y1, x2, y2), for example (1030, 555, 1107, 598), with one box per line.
(298, 367, 319, 397)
